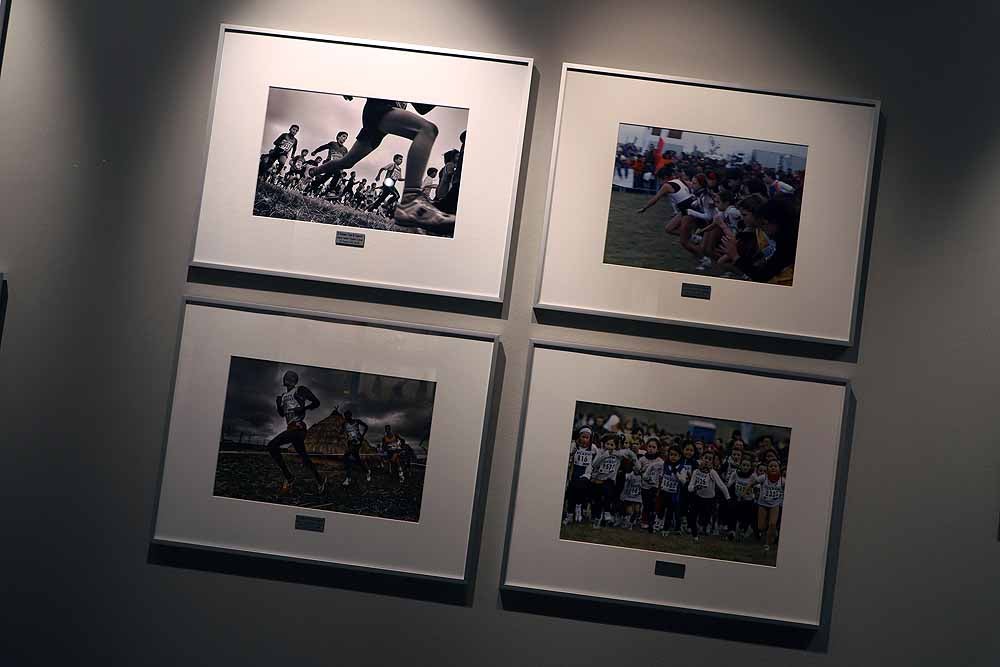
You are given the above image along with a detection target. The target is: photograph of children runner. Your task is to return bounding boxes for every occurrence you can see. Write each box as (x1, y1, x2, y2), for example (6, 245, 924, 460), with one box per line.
(254, 87, 468, 238)
(604, 123, 807, 286)
(563, 401, 792, 567)
(213, 356, 437, 522)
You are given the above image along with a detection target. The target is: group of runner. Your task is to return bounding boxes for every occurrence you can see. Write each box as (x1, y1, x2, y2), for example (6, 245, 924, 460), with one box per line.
(264, 370, 417, 495)
(257, 96, 464, 234)
(564, 415, 788, 553)
(621, 145, 804, 285)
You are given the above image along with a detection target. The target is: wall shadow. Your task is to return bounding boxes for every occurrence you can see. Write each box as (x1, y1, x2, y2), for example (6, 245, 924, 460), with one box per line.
(148, 540, 472, 606)
(534, 307, 850, 361)
(188, 265, 504, 319)
(499, 586, 823, 651)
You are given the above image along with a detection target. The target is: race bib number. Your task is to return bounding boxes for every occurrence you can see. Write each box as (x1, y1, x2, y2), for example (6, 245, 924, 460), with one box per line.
(599, 458, 618, 475)
(661, 475, 679, 493)
(573, 450, 594, 467)
(762, 482, 784, 503)
(692, 471, 709, 491)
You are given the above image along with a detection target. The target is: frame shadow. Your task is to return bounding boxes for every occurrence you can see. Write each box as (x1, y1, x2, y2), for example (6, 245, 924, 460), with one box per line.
(188, 265, 504, 319)
(0, 276, 7, 349)
(149, 540, 472, 606)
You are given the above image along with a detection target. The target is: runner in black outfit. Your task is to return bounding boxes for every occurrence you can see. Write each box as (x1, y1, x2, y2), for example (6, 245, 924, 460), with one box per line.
(341, 409, 371, 487)
(267, 370, 326, 494)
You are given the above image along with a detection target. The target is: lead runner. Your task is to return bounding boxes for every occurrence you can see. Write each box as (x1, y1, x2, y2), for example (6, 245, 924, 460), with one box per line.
(266, 370, 327, 495)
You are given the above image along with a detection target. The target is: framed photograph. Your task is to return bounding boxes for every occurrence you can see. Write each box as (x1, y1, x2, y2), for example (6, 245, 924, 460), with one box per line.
(0, 0, 9, 75)
(501, 341, 852, 627)
(151, 298, 501, 598)
(192, 25, 532, 301)
(535, 64, 880, 345)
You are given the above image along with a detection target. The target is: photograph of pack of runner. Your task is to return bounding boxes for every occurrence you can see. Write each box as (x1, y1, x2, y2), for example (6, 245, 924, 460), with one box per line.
(562, 401, 792, 566)
(604, 123, 807, 286)
(254, 87, 467, 238)
(213, 356, 437, 522)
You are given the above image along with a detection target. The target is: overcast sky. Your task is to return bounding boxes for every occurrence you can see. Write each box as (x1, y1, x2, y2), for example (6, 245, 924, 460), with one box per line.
(258, 87, 469, 184)
(220, 356, 436, 444)
(618, 122, 808, 160)
(575, 400, 791, 447)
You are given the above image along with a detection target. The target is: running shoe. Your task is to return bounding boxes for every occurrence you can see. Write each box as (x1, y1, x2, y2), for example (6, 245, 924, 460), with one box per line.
(394, 193, 456, 233)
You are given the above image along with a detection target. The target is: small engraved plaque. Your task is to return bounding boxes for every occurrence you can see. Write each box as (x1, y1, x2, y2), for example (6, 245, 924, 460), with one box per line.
(335, 231, 366, 248)
(681, 283, 711, 300)
(294, 515, 325, 533)
(654, 561, 687, 579)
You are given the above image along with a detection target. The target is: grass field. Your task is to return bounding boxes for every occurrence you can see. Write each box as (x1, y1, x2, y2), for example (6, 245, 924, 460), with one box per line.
(252, 181, 417, 234)
(602, 189, 742, 280)
(213, 451, 425, 522)
(561, 521, 777, 567)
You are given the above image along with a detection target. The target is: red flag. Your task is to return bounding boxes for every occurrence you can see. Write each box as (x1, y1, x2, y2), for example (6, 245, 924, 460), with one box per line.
(654, 137, 667, 171)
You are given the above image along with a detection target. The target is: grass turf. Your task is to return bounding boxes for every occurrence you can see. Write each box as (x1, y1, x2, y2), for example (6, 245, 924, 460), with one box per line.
(213, 452, 425, 522)
(560, 521, 777, 567)
(252, 180, 414, 233)
(602, 189, 745, 281)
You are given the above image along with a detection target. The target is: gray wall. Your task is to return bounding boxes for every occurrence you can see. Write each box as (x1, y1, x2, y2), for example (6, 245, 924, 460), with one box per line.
(1, 1, 998, 665)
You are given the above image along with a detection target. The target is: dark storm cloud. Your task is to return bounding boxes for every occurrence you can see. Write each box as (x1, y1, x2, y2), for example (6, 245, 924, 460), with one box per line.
(257, 87, 469, 185)
(219, 357, 437, 444)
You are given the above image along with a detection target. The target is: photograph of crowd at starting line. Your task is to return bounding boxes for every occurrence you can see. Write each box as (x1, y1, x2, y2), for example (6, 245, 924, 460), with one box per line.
(562, 401, 792, 567)
(212, 356, 437, 523)
(254, 86, 468, 238)
(603, 123, 808, 286)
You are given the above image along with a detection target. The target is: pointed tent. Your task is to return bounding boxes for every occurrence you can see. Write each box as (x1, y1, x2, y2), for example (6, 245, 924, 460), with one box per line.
(303, 410, 376, 455)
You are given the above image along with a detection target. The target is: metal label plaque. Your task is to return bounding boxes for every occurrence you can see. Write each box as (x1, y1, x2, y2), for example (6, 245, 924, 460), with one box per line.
(335, 231, 366, 248)
(654, 561, 687, 579)
(681, 283, 711, 300)
(294, 515, 326, 533)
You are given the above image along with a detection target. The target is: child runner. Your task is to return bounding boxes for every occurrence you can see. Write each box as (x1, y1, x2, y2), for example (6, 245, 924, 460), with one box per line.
(678, 442, 698, 534)
(259, 124, 299, 178)
(421, 167, 439, 200)
(749, 460, 785, 553)
(636, 436, 664, 532)
(368, 154, 404, 213)
(730, 458, 757, 541)
(619, 467, 643, 529)
(583, 433, 638, 528)
(564, 427, 599, 524)
(686, 453, 730, 542)
(657, 446, 687, 535)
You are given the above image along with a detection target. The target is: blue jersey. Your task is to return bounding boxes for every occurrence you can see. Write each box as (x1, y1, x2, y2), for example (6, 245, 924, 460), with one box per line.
(660, 463, 684, 496)
(569, 445, 598, 481)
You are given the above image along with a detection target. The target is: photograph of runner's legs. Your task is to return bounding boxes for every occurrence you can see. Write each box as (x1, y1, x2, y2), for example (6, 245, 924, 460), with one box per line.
(253, 87, 467, 238)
